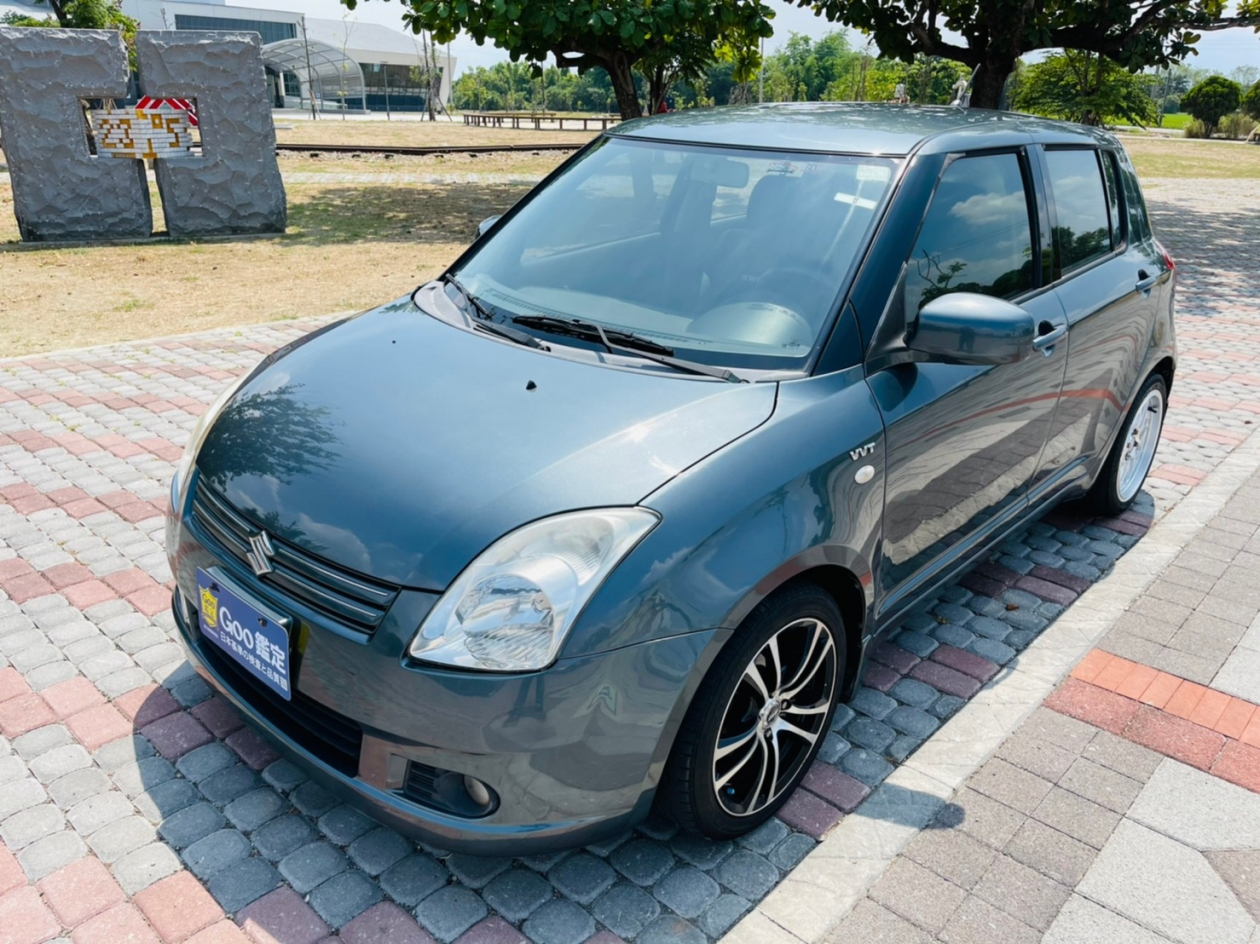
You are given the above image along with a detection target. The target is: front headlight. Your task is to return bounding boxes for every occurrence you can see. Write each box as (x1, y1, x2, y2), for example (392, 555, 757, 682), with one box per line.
(409, 508, 659, 672)
(170, 372, 252, 512)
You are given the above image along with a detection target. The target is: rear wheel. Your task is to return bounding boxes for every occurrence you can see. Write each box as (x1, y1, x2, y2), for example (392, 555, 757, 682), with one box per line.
(662, 583, 845, 839)
(1087, 374, 1167, 516)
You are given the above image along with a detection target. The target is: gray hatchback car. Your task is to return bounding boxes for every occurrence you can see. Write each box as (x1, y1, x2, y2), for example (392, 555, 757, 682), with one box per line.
(166, 104, 1175, 854)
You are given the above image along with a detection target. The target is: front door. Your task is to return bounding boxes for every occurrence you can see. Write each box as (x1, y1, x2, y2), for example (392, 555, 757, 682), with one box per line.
(869, 149, 1069, 622)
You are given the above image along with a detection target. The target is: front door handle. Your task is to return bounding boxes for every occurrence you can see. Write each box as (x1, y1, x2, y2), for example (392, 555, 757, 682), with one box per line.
(1032, 321, 1067, 353)
(1136, 269, 1159, 294)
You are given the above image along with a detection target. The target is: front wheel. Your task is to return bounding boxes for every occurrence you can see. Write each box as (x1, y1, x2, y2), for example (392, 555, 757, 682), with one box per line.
(661, 583, 845, 839)
(1087, 374, 1167, 516)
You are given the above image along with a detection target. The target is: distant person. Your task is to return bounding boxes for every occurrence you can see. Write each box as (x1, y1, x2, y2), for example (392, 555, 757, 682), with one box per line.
(894, 82, 909, 104)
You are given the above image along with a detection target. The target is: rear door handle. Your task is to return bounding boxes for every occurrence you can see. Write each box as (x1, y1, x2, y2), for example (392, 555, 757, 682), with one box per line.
(1136, 269, 1159, 294)
(1032, 322, 1067, 353)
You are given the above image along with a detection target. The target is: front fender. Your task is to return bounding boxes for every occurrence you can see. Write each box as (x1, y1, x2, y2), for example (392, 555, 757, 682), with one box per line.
(562, 365, 886, 660)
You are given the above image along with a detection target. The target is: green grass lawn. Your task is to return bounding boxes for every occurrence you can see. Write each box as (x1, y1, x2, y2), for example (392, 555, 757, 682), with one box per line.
(1155, 113, 1192, 130)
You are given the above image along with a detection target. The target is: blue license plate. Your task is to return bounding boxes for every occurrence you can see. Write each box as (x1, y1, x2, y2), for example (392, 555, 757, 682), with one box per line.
(196, 568, 292, 701)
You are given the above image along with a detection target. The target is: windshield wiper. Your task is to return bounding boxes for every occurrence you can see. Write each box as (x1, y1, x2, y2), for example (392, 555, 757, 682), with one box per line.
(512, 315, 674, 355)
(513, 315, 746, 383)
(437, 274, 547, 350)
(441, 272, 494, 321)
(472, 319, 548, 350)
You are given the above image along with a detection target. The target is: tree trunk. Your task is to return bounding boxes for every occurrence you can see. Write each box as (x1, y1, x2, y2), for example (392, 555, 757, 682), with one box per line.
(606, 53, 643, 120)
(968, 58, 1015, 110)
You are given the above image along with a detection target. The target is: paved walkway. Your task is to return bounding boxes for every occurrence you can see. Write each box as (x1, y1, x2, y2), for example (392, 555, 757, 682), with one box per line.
(824, 463, 1260, 943)
(0, 176, 1256, 944)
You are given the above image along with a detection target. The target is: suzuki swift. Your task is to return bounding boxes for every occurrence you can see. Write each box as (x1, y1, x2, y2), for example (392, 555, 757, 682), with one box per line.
(167, 104, 1175, 854)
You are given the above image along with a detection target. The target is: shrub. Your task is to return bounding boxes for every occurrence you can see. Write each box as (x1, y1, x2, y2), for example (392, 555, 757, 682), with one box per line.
(1183, 118, 1211, 138)
(1220, 112, 1258, 140)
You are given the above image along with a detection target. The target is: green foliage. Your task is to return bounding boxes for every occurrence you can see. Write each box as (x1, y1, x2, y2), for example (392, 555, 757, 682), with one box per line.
(340, 0, 774, 119)
(1181, 74, 1242, 135)
(452, 60, 619, 111)
(1013, 51, 1156, 126)
(1, 11, 55, 25)
(1243, 82, 1260, 120)
(792, 0, 1259, 109)
(1219, 111, 1257, 139)
(1183, 117, 1211, 137)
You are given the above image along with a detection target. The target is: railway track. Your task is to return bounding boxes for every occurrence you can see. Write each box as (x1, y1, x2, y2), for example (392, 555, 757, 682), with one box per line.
(276, 141, 585, 157)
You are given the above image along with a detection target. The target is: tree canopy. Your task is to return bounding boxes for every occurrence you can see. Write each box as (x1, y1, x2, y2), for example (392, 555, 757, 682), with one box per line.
(1181, 74, 1243, 134)
(1243, 82, 1260, 121)
(339, 0, 774, 119)
(1013, 52, 1157, 126)
(792, 0, 1260, 109)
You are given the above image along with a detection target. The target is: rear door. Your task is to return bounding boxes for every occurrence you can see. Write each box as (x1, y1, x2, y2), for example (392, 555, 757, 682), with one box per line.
(1031, 146, 1164, 497)
(869, 148, 1069, 621)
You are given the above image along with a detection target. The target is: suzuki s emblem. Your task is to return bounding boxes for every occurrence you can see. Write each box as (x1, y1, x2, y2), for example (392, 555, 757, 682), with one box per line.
(246, 531, 275, 577)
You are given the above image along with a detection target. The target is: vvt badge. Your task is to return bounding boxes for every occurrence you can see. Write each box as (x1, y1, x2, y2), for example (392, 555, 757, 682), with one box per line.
(196, 568, 292, 701)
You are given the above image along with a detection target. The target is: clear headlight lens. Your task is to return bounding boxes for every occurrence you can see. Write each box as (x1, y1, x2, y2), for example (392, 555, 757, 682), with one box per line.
(410, 508, 659, 672)
(170, 372, 252, 512)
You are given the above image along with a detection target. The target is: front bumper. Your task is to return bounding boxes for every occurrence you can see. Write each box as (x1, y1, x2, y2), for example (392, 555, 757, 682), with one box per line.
(169, 505, 720, 855)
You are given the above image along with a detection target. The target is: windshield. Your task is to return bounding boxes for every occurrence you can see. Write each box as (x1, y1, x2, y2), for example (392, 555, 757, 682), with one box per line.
(452, 137, 899, 371)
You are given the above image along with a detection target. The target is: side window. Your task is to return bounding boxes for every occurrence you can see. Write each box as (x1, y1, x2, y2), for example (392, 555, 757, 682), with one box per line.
(1044, 149, 1112, 276)
(905, 153, 1036, 314)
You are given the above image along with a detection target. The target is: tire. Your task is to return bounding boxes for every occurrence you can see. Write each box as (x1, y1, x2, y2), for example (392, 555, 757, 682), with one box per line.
(1086, 373, 1167, 517)
(661, 582, 846, 839)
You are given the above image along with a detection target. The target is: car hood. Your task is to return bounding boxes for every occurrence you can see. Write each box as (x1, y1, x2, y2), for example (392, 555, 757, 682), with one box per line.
(195, 296, 777, 590)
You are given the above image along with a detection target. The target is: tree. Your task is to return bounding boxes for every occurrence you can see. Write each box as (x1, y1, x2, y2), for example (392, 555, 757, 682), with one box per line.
(1181, 74, 1242, 135)
(1014, 51, 1157, 126)
(792, 0, 1260, 110)
(339, 0, 774, 120)
(29, 0, 134, 34)
(1243, 81, 1260, 120)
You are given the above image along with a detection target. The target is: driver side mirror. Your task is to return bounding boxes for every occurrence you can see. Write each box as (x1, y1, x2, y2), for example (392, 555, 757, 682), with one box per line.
(476, 215, 501, 239)
(908, 292, 1034, 366)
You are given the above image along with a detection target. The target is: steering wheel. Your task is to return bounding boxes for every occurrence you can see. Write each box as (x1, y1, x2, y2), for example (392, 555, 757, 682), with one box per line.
(752, 267, 838, 323)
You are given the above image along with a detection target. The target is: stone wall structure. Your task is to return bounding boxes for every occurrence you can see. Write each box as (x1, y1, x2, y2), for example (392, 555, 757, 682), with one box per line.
(0, 28, 286, 242)
(135, 32, 286, 238)
(0, 28, 152, 242)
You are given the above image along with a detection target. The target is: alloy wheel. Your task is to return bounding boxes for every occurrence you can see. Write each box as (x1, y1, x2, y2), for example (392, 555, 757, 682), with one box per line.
(712, 618, 837, 817)
(1117, 386, 1165, 503)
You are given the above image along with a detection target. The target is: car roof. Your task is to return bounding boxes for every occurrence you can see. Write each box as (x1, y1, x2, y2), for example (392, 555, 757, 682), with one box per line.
(608, 102, 1116, 157)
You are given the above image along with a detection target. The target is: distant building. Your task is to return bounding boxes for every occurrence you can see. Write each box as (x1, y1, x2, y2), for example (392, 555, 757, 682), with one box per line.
(96, 0, 453, 113)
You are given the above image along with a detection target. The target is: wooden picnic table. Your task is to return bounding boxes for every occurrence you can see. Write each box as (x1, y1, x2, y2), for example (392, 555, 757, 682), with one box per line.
(461, 111, 621, 131)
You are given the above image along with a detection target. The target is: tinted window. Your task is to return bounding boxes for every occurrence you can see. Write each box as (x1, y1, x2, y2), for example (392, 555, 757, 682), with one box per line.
(455, 138, 897, 371)
(1045, 149, 1112, 275)
(905, 153, 1035, 314)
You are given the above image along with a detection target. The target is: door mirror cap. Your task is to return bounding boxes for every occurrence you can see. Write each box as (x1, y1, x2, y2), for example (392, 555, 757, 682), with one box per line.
(908, 292, 1035, 366)
(476, 215, 501, 239)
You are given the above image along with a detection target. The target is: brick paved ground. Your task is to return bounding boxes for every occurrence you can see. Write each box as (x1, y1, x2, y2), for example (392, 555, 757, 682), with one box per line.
(827, 463, 1260, 943)
(0, 176, 1257, 944)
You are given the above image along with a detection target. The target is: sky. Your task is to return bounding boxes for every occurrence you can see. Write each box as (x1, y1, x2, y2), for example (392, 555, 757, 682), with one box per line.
(223, 0, 1260, 77)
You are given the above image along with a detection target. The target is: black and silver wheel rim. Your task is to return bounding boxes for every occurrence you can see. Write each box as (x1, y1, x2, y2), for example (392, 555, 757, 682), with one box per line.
(712, 618, 837, 817)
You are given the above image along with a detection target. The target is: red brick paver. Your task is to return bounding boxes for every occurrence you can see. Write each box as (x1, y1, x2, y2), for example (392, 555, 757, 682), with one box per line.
(133, 872, 223, 943)
(0, 885, 62, 944)
(37, 856, 127, 928)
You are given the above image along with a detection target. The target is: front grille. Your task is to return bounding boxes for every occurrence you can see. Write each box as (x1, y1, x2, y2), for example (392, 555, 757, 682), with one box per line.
(191, 479, 399, 635)
(195, 626, 363, 775)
